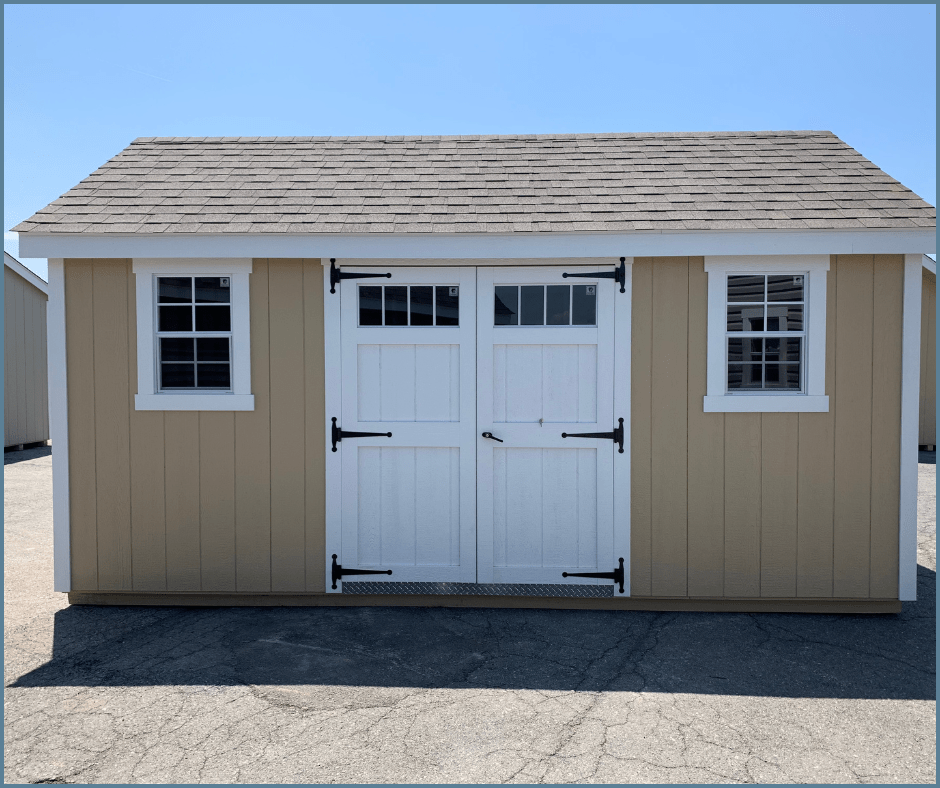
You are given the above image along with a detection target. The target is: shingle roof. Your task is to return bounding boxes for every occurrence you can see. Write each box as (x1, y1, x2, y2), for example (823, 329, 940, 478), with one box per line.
(13, 131, 936, 235)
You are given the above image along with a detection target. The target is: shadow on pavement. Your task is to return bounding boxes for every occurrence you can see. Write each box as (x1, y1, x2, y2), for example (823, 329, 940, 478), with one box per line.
(3, 445, 52, 465)
(11, 565, 935, 701)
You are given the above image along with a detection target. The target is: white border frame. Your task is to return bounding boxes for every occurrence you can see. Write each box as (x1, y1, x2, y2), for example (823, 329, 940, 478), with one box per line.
(132, 258, 254, 411)
(899, 254, 923, 601)
(323, 261, 343, 592)
(614, 259, 633, 594)
(47, 259, 71, 591)
(703, 255, 830, 413)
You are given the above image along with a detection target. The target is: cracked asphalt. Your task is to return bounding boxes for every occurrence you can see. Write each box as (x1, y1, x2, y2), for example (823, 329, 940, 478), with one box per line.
(4, 446, 936, 784)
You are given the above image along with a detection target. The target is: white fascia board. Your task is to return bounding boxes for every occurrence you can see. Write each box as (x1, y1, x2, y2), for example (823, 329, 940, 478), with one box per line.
(4, 251, 49, 294)
(18, 228, 936, 260)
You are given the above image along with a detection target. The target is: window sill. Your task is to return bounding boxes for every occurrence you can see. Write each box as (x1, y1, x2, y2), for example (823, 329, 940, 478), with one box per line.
(703, 395, 829, 413)
(135, 393, 255, 412)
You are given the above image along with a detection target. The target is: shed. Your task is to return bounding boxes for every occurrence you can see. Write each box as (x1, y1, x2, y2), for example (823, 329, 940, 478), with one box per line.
(14, 131, 937, 612)
(4, 252, 49, 449)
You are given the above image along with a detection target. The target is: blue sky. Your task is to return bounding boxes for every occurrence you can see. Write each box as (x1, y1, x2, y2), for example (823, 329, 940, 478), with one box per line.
(4, 4, 936, 279)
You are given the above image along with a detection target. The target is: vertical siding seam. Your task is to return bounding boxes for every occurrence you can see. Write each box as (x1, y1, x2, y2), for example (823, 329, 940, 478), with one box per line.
(90, 263, 100, 589)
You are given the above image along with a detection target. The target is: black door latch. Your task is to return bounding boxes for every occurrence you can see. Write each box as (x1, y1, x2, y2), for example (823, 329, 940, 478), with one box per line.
(563, 557, 626, 594)
(331, 417, 392, 452)
(562, 257, 626, 293)
(481, 432, 504, 442)
(331, 554, 392, 589)
(561, 418, 625, 453)
(329, 259, 391, 294)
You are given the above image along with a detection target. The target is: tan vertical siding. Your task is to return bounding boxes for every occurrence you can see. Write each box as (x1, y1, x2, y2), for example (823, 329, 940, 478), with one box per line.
(92, 262, 133, 590)
(304, 260, 327, 592)
(629, 258, 654, 596)
(66, 261, 99, 589)
(630, 255, 904, 599)
(127, 266, 167, 591)
(199, 413, 236, 591)
(686, 257, 725, 596)
(268, 260, 308, 592)
(4, 266, 49, 447)
(234, 259, 272, 591)
(921, 270, 936, 445)
(650, 258, 689, 596)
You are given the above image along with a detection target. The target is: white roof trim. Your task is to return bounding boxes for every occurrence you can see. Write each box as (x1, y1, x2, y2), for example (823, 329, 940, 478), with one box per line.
(922, 255, 936, 276)
(4, 252, 49, 294)
(17, 228, 936, 260)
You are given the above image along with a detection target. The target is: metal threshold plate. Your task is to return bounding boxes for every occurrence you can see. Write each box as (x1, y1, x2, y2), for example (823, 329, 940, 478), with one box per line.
(341, 582, 613, 597)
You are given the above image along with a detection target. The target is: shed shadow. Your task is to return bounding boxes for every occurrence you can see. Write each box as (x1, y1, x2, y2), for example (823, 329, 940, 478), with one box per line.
(11, 565, 935, 701)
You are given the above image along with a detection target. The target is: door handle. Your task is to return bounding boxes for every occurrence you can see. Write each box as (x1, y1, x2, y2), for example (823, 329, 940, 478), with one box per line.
(481, 432, 504, 443)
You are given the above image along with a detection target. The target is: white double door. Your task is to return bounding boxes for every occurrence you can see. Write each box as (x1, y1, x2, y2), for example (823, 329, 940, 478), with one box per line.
(335, 265, 622, 589)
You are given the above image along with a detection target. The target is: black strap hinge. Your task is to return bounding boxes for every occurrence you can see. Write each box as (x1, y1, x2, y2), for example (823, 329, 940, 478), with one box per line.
(331, 417, 392, 452)
(561, 417, 624, 453)
(562, 257, 626, 293)
(563, 557, 625, 594)
(329, 259, 391, 293)
(331, 554, 392, 589)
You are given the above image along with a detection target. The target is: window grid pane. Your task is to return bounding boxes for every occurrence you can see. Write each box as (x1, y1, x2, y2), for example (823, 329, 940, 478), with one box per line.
(726, 271, 806, 393)
(358, 284, 460, 326)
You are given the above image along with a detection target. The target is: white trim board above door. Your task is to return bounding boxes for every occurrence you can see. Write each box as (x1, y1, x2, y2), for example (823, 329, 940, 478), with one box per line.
(324, 261, 633, 596)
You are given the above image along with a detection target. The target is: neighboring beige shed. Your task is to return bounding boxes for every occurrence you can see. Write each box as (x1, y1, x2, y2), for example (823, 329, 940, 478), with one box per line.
(921, 256, 936, 449)
(4, 252, 49, 449)
(12, 132, 937, 613)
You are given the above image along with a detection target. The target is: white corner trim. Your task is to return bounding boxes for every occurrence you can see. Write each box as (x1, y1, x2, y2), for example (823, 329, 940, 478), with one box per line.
(923, 255, 936, 276)
(4, 251, 49, 294)
(47, 259, 70, 592)
(613, 258, 633, 595)
(18, 228, 936, 261)
(323, 261, 343, 592)
(703, 255, 829, 413)
(132, 259, 253, 411)
(704, 395, 830, 413)
(899, 254, 923, 601)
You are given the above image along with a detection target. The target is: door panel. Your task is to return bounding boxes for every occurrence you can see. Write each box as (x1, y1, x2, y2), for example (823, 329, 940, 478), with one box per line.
(478, 267, 617, 586)
(338, 267, 477, 585)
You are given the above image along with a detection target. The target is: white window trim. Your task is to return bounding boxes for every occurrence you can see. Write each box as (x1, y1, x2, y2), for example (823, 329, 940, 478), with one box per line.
(133, 258, 254, 411)
(703, 255, 829, 413)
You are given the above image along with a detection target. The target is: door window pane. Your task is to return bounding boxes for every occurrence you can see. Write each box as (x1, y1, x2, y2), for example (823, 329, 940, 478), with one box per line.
(384, 286, 408, 326)
(410, 286, 433, 326)
(435, 286, 459, 326)
(572, 285, 597, 325)
(494, 286, 518, 326)
(546, 285, 570, 325)
(359, 286, 382, 325)
(520, 286, 544, 325)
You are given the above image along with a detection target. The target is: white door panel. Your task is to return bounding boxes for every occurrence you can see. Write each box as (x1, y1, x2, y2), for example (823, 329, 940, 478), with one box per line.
(478, 266, 617, 586)
(337, 267, 477, 586)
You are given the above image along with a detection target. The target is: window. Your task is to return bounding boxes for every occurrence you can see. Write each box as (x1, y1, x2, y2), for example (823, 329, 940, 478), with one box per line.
(359, 284, 459, 326)
(703, 256, 829, 413)
(133, 259, 253, 411)
(493, 284, 597, 326)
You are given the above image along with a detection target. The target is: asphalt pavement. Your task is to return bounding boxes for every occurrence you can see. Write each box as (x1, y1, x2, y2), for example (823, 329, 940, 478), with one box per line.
(4, 446, 936, 784)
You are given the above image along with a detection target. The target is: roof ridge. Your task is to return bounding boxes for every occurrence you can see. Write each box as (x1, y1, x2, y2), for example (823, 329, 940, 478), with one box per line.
(130, 130, 838, 145)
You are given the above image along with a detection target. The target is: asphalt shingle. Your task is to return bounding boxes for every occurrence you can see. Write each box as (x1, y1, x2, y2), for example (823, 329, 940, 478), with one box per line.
(12, 131, 935, 235)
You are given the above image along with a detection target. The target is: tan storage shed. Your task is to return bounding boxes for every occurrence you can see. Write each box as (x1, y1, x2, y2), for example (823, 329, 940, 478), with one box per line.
(4, 252, 49, 449)
(13, 132, 936, 613)
(920, 258, 936, 449)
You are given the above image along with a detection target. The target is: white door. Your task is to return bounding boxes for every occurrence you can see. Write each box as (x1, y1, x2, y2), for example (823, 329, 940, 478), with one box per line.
(338, 267, 477, 584)
(477, 267, 619, 586)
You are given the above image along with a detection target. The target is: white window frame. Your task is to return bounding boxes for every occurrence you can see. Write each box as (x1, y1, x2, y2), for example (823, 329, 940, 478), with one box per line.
(703, 255, 829, 413)
(133, 258, 254, 411)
